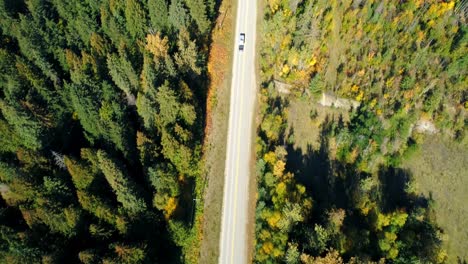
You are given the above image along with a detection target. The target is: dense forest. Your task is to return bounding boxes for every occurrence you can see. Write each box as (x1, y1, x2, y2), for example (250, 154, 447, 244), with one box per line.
(255, 0, 466, 263)
(0, 0, 215, 263)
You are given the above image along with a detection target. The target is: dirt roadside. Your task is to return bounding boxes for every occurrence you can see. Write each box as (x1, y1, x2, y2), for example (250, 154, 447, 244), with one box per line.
(199, 0, 237, 263)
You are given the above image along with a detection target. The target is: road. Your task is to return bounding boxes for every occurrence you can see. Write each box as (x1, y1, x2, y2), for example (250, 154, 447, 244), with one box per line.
(219, 0, 257, 263)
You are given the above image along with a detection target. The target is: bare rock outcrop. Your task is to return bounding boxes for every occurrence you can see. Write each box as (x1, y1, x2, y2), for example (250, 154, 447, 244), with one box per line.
(318, 92, 360, 110)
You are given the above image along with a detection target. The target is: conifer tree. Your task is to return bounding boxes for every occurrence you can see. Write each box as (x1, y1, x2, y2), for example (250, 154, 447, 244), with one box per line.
(184, 0, 210, 34)
(0, 0, 215, 260)
(97, 150, 147, 215)
(148, 0, 169, 32)
(125, 0, 148, 40)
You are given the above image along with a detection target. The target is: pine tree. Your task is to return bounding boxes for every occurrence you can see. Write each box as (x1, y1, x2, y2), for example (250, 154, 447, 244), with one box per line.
(65, 82, 104, 143)
(107, 52, 140, 96)
(0, 226, 42, 263)
(174, 29, 202, 75)
(148, 165, 180, 218)
(97, 150, 147, 215)
(0, 100, 45, 151)
(168, 0, 189, 31)
(148, 0, 169, 32)
(184, 0, 210, 34)
(124, 0, 148, 40)
(99, 82, 136, 158)
(0, 0, 214, 260)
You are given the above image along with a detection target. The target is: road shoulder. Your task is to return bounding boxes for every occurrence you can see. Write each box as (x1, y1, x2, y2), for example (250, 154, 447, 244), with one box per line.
(246, 0, 265, 262)
(199, 0, 237, 263)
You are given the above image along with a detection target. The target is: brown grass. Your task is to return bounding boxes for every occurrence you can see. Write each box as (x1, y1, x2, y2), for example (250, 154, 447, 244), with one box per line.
(286, 97, 349, 153)
(324, 0, 344, 89)
(401, 135, 468, 263)
(198, 0, 236, 263)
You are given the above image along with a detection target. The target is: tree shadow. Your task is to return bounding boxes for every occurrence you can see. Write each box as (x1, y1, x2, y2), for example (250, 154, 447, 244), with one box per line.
(285, 114, 443, 261)
(377, 166, 429, 213)
(286, 115, 352, 213)
(174, 177, 195, 226)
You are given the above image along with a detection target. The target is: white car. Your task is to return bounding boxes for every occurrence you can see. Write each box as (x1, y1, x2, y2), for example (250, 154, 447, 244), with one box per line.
(239, 33, 245, 51)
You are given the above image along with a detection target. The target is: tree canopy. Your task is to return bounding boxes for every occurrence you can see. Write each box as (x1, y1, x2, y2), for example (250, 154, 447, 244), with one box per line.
(0, 0, 215, 262)
(255, 0, 465, 263)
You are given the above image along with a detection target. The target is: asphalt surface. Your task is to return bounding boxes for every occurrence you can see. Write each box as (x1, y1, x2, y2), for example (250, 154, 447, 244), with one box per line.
(219, 0, 257, 263)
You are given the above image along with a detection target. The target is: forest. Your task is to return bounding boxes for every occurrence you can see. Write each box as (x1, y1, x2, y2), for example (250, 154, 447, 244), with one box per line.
(255, 0, 466, 263)
(0, 0, 216, 263)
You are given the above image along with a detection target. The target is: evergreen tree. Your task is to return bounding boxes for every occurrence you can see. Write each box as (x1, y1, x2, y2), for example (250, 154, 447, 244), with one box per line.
(148, 0, 169, 32)
(97, 150, 147, 215)
(184, 0, 210, 34)
(124, 0, 148, 40)
(0, 100, 45, 151)
(0, 0, 214, 261)
(148, 165, 180, 218)
(107, 52, 140, 96)
(168, 0, 189, 31)
(0, 226, 42, 263)
(174, 29, 202, 75)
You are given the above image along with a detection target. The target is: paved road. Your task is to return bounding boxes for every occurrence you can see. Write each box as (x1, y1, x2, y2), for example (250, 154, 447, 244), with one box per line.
(219, 0, 257, 263)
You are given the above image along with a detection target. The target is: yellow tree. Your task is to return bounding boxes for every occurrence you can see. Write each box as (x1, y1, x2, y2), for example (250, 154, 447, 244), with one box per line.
(145, 33, 169, 61)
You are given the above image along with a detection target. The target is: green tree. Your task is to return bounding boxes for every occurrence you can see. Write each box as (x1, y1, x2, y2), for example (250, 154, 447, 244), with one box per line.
(148, 0, 169, 32)
(78, 249, 99, 264)
(97, 150, 147, 214)
(175, 29, 202, 75)
(184, 0, 210, 34)
(66, 81, 103, 143)
(99, 82, 136, 158)
(0, 100, 45, 150)
(148, 165, 180, 218)
(107, 53, 140, 97)
(124, 0, 148, 39)
(168, 0, 189, 31)
(0, 0, 214, 260)
(0, 226, 42, 263)
(51, 0, 99, 47)
(137, 81, 199, 175)
(110, 242, 146, 264)
(285, 243, 300, 264)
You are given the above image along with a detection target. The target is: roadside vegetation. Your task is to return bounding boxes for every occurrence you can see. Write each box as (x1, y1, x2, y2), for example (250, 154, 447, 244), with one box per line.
(200, 0, 236, 262)
(0, 0, 216, 262)
(254, 0, 466, 263)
